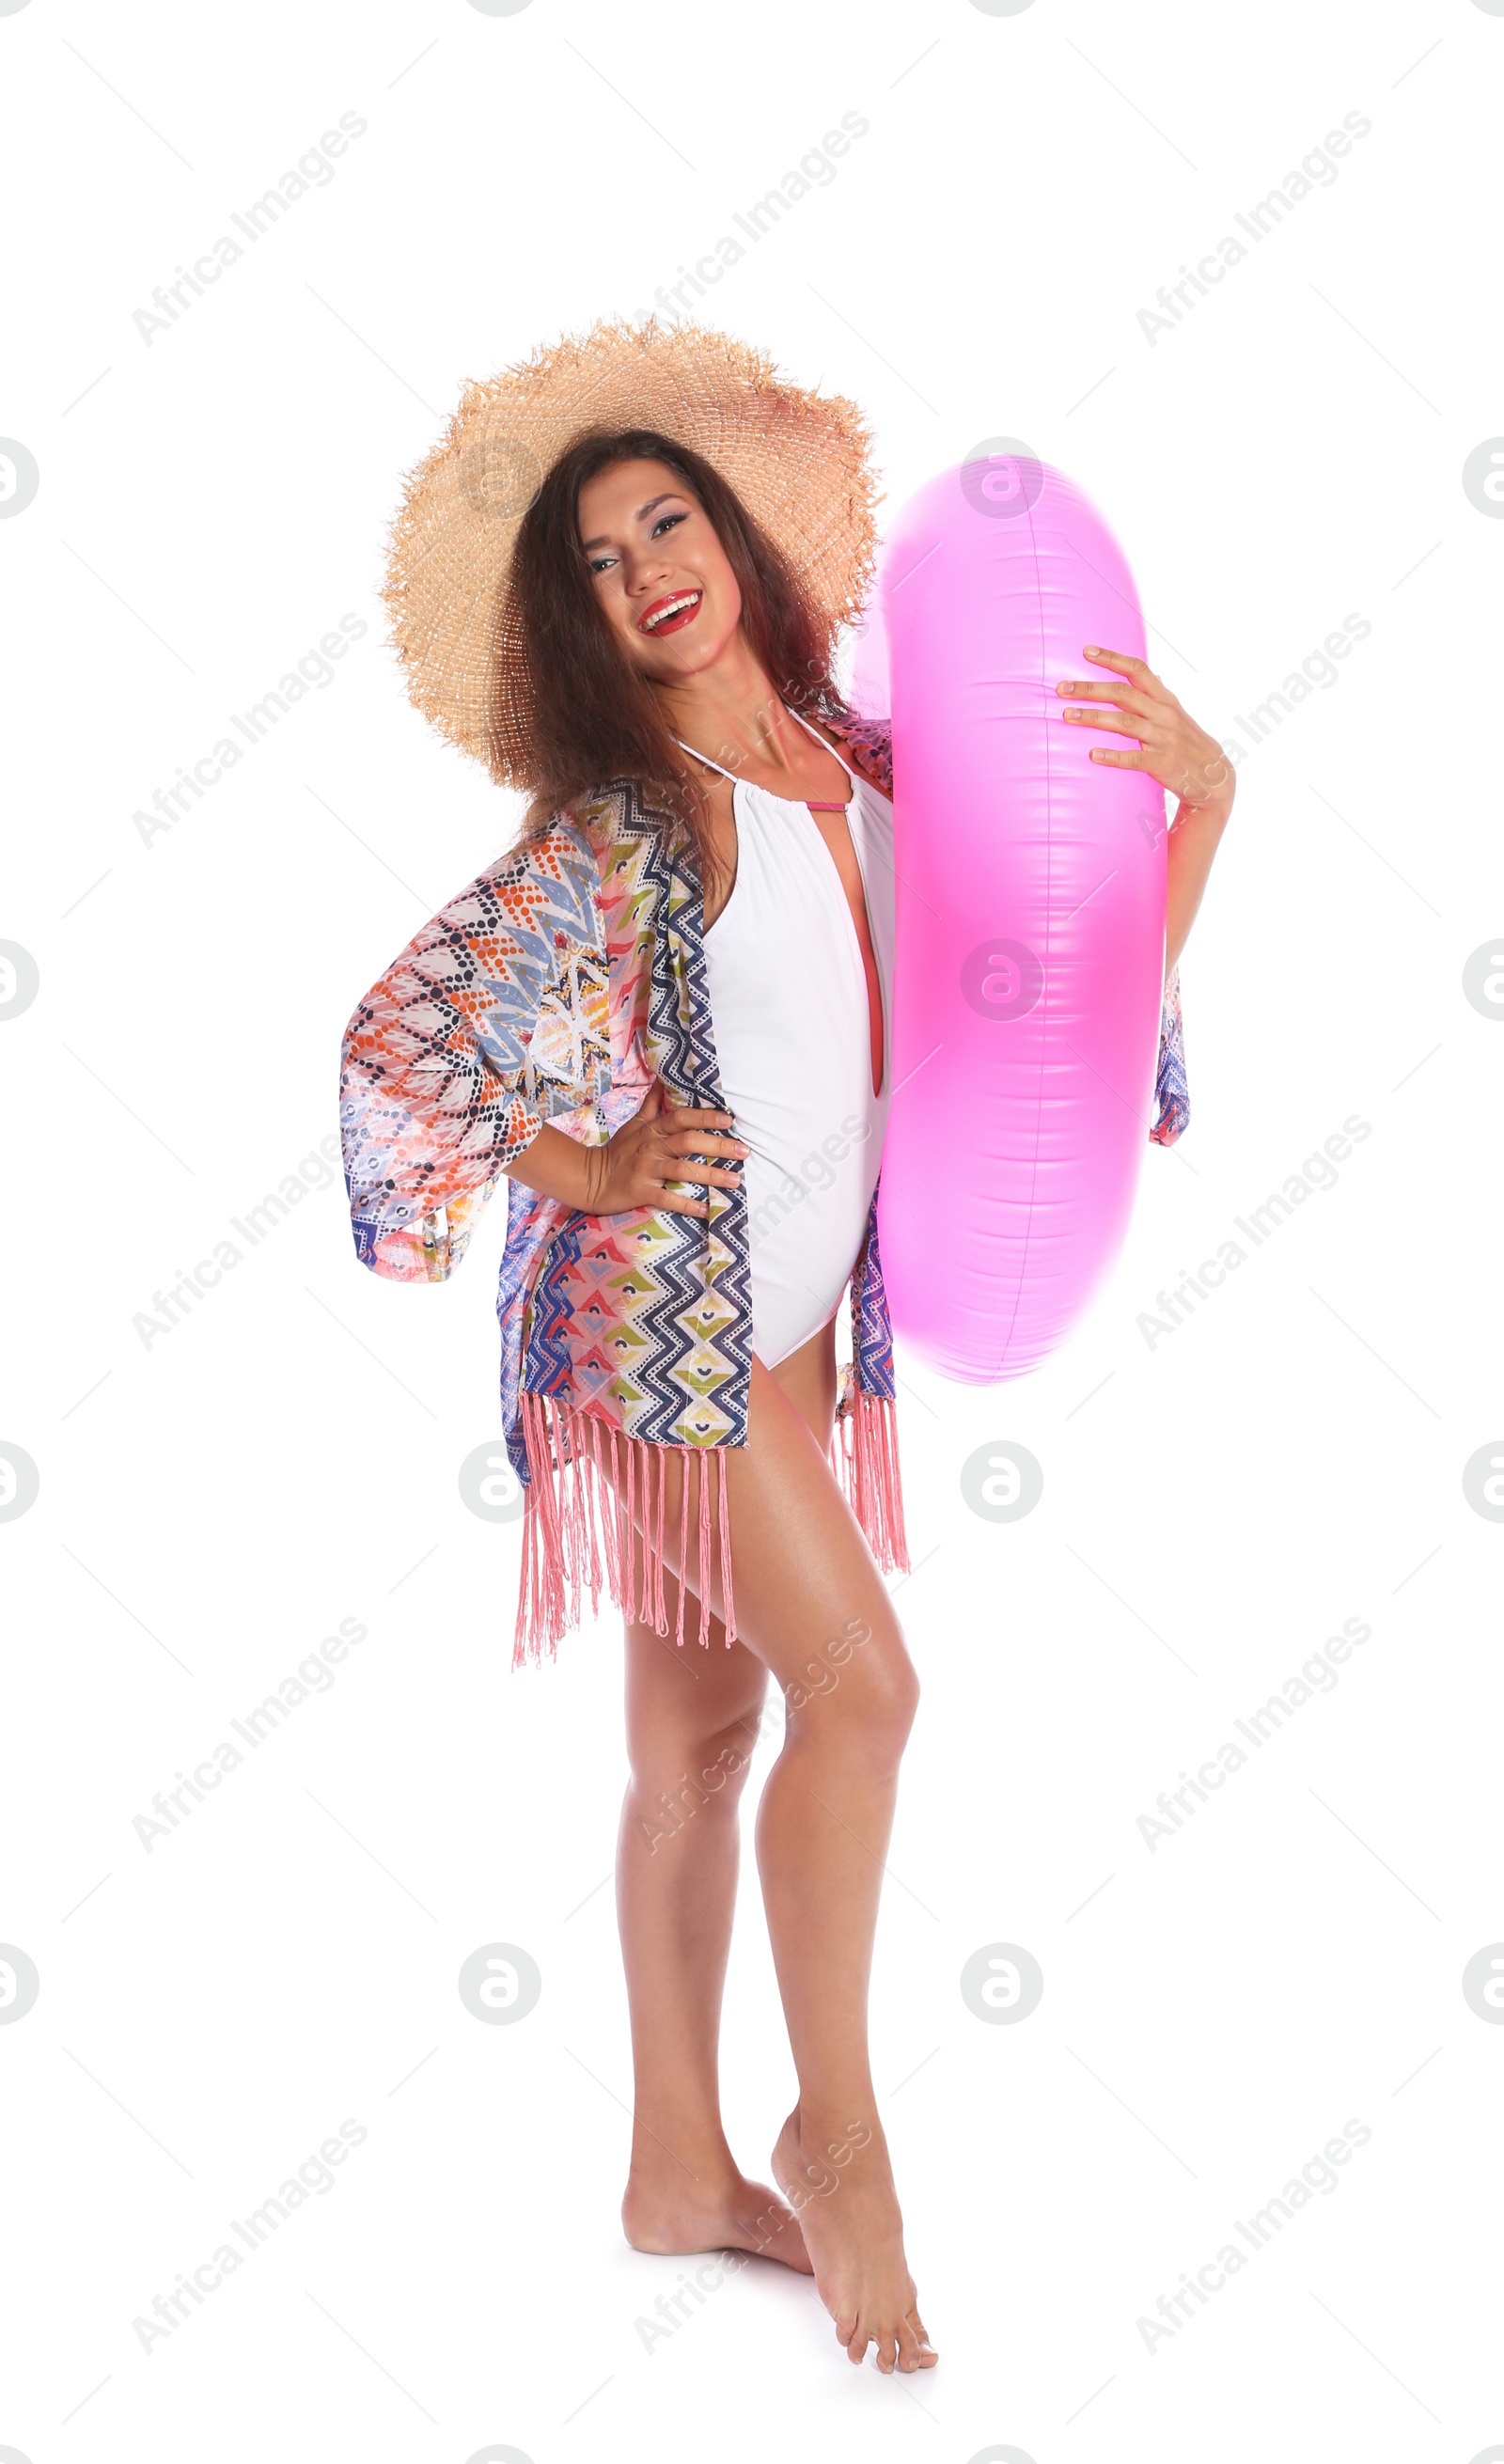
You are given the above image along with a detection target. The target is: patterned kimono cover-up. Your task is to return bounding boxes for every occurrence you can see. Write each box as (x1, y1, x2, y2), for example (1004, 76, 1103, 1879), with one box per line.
(338, 717, 1189, 1668)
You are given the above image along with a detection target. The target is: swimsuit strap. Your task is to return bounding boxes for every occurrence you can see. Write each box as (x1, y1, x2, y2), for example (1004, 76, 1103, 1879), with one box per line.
(673, 707, 857, 806)
(671, 735, 740, 784)
(786, 704, 861, 788)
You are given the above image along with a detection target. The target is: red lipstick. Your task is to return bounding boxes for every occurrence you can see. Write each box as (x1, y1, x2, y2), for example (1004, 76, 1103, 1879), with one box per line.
(636, 589, 703, 637)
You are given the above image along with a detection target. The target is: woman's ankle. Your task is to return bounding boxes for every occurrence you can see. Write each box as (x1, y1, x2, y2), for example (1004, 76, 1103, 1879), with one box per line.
(626, 2118, 739, 2196)
(781, 2100, 887, 2174)
(788, 2083, 882, 2133)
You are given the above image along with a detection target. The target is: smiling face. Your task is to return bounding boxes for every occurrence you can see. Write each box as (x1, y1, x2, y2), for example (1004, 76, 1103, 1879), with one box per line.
(577, 456, 744, 683)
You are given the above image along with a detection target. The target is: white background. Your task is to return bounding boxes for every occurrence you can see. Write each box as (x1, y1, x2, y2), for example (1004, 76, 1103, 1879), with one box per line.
(2, 1, 1500, 2457)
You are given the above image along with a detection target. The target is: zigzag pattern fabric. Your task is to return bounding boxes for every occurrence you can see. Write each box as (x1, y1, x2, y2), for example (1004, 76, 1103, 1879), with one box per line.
(341, 822, 613, 1280)
(1151, 965, 1190, 1146)
(338, 715, 1188, 1666)
(515, 788, 754, 1460)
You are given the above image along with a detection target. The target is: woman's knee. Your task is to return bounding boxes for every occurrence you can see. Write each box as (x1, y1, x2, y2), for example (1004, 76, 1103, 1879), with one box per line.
(784, 1617, 919, 1767)
(626, 1703, 767, 1814)
(856, 1652, 921, 1765)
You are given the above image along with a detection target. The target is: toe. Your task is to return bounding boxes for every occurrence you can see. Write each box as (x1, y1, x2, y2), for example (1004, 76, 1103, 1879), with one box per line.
(895, 2315, 925, 2373)
(905, 2304, 938, 2362)
(875, 2329, 898, 2374)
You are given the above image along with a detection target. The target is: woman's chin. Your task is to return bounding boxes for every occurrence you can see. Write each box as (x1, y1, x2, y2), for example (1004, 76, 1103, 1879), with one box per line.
(638, 635, 733, 684)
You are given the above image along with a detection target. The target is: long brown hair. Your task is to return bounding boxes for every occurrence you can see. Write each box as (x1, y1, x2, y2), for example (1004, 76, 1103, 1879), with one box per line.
(503, 429, 850, 902)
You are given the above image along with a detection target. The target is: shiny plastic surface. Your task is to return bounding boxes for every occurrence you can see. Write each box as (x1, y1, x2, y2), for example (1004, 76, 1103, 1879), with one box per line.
(863, 453, 1167, 1383)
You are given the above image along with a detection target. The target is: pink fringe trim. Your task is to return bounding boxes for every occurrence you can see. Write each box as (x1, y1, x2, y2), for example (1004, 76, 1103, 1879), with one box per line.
(511, 1383, 909, 1670)
(829, 1389, 911, 1577)
(513, 1391, 743, 1671)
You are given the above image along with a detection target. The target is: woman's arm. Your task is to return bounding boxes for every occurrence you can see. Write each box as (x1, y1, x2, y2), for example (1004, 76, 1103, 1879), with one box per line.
(339, 829, 598, 1282)
(499, 1084, 747, 1220)
(1056, 648, 1234, 981)
(1164, 797, 1231, 978)
(498, 1122, 597, 1210)
(341, 808, 750, 1281)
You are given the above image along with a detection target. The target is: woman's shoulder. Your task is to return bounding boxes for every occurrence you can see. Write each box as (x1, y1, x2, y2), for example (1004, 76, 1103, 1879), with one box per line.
(824, 711, 893, 799)
(530, 776, 678, 858)
(496, 779, 652, 883)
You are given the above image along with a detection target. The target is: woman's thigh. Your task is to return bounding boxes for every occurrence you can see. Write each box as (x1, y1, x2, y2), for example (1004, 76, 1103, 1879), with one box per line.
(609, 1349, 916, 1728)
(621, 1318, 846, 1776)
(623, 1586, 769, 1785)
(760, 1315, 838, 1446)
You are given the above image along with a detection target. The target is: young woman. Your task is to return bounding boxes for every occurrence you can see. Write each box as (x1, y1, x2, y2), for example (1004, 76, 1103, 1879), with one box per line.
(340, 322, 1231, 2378)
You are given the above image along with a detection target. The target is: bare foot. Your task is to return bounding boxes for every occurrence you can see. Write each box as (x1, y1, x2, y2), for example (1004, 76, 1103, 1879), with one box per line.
(773, 2107, 937, 2372)
(622, 2161, 814, 2274)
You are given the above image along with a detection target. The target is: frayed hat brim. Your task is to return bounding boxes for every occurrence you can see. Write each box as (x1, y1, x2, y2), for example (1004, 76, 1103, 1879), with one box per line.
(382, 317, 883, 785)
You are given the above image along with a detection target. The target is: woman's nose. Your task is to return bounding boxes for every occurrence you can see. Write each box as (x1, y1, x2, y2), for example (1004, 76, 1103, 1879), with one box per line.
(625, 546, 672, 592)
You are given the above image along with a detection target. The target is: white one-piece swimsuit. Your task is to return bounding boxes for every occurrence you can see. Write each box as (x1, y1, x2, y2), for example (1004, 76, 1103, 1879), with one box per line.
(678, 713, 896, 1371)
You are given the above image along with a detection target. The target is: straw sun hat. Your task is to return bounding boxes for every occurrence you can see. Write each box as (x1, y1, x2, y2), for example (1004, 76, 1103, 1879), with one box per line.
(382, 318, 883, 785)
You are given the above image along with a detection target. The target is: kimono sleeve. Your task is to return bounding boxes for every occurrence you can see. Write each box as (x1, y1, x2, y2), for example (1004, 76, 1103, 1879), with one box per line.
(338, 818, 609, 1282)
(1149, 964, 1189, 1146)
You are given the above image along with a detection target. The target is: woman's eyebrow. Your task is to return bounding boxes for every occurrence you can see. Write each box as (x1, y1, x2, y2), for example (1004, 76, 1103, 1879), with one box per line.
(580, 492, 683, 553)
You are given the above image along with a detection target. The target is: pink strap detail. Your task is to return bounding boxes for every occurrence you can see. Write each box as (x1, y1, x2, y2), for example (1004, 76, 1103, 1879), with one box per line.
(579, 1430, 596, 1622)
(676, 1455, 691, 1646)
(716, 1447, 737, 1648)
(830, 1389, 910, 1576)
(588, 1412, 614, 1599)
(697, 1447, 713, 1649)
(635, 1438, 650, 1636)
(602, 1420, 623, 1601)
(653, 1446, 667, 1630)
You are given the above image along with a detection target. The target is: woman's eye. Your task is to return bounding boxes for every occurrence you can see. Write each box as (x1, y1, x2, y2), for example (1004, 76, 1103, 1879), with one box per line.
(650, 511, 687, 539)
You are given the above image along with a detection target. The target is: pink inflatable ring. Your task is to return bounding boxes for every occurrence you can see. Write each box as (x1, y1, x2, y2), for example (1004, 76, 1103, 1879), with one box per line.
(870, 449, 1168, 1384)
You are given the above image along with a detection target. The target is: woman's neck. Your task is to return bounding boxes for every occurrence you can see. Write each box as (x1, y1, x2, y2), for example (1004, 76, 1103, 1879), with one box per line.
(652, 636, 808, 783)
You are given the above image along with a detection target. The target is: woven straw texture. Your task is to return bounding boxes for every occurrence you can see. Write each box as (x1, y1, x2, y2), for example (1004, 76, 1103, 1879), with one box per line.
(382, 318, 882, 784)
